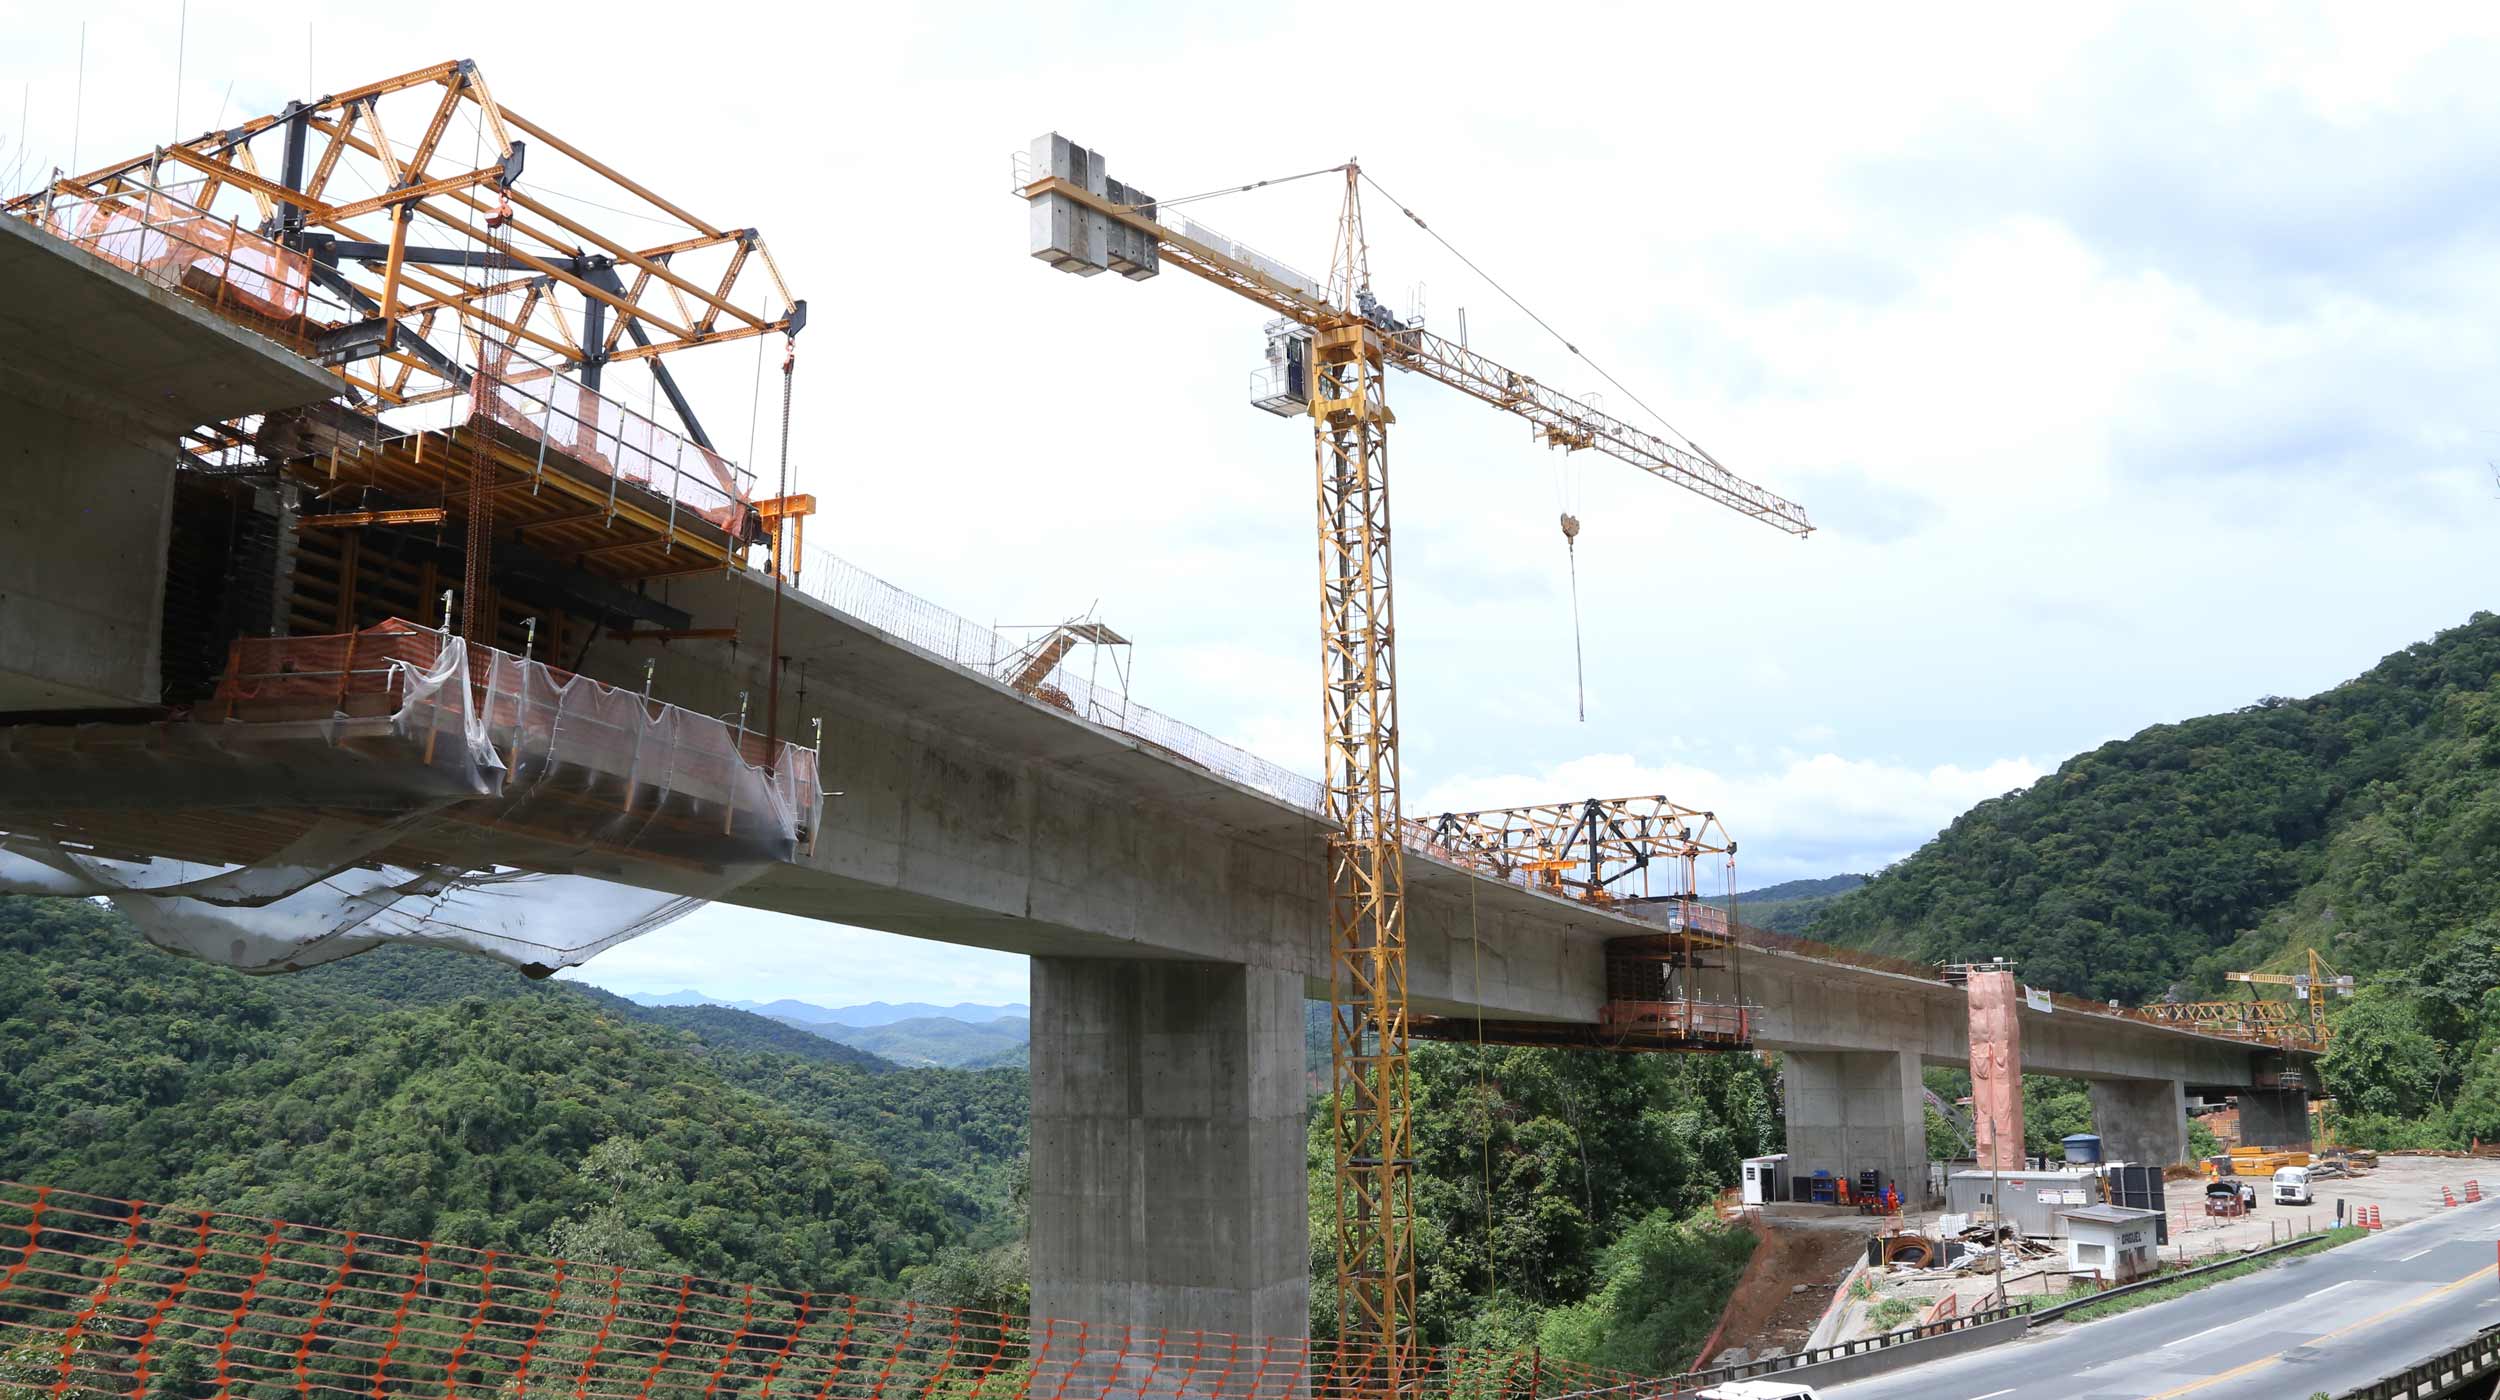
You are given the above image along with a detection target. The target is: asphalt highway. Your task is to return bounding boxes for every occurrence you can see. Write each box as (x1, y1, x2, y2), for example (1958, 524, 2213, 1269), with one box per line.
(1821, 1195, 2500, 1399)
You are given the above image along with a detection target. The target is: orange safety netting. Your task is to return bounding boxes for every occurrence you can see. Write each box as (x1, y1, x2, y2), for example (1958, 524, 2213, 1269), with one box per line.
(38, 191, 312, 323)
(0, 1182, 1681, 1400)
(1, 621, 821, 978)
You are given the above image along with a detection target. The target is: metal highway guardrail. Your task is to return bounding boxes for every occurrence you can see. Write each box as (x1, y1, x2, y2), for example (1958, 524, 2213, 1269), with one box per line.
(2341, 1323, 2500, 1399)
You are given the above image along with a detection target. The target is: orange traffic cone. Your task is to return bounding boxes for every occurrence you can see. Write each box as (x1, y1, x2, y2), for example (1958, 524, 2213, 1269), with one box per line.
(2444, 1186, 2458, 1208)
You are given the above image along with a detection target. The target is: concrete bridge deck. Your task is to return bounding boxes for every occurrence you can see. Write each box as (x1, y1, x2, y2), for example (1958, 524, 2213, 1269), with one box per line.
(0, 215, 2311, 1345)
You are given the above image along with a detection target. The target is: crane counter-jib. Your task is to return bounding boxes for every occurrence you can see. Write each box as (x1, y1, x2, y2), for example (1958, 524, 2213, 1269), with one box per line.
(1017, 167, 1814, 536)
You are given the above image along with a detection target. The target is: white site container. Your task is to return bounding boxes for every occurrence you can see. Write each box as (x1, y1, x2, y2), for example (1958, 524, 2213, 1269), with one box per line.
(1741, 1153, 1792, 1205)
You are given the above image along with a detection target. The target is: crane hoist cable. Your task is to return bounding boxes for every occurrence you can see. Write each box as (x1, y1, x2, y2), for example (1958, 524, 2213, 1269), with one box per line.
(1468, 872, 1498, 1309)
(1561, 511, 1586, 722)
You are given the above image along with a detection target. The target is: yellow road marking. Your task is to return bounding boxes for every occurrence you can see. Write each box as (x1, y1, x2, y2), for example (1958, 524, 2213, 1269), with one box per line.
(2142, 1261, 2491, 1398)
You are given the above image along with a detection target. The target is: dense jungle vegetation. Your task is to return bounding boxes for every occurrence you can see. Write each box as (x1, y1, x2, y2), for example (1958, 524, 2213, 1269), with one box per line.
(1803, 612, 2500, 1148)
(0, 897, 1768, 1374)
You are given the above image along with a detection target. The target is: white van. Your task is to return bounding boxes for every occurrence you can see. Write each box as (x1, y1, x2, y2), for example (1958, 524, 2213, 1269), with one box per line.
(1696, 1383, 1820, 1400)
(2274, 1165, 2313, 1205)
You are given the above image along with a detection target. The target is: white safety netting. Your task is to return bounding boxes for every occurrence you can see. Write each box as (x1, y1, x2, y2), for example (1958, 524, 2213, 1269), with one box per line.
(0, 623, 821, 977)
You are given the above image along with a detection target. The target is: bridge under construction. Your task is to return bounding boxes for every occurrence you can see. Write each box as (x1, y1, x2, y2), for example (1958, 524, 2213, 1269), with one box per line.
(0, 58, 2318, 1392)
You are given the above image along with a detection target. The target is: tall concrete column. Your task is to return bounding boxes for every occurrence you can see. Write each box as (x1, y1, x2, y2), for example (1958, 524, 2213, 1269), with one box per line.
(2088, 1078, 2189, 1165)
(1028, 957, 1309, 1336)
(1782, 1050, 1927, 1204)
(2237, 1089, 2312, 1150)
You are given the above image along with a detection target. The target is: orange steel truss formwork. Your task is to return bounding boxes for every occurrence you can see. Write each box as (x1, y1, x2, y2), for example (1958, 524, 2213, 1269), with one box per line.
(6, 58, 811, 649)
(0, 1182, 1688, 1400)
(1407, 796, 1756, 1053)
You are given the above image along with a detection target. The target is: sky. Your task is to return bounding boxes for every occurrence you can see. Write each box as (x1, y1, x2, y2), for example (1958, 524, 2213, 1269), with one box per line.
(7, 3, 2495, 1005)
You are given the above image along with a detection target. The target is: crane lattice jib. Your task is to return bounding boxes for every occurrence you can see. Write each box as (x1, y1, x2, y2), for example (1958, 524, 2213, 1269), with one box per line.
(1018, 172, 1814, 536)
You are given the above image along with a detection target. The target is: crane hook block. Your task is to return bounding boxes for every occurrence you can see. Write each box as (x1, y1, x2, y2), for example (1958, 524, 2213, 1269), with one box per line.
(1560, 512, 1581, 542)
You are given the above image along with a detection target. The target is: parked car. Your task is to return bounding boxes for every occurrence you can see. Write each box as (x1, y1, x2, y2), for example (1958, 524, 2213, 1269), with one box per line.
(2274, 1165, 2314, 1205)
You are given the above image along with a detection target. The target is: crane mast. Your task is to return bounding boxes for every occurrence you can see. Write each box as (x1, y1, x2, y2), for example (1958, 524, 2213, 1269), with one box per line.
(1310, 170, 1417, 1386)
(1018, 138, 1806, 1393)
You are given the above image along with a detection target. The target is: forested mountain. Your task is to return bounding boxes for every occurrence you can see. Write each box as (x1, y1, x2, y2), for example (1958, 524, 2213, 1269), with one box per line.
(0, 898, 1026, 1294)
(1793, 612, 2500, 1149)
(0, 895, 1767, 1369)
(1802, 612, 2500, 1004)
(1708, 874, 1866, 934)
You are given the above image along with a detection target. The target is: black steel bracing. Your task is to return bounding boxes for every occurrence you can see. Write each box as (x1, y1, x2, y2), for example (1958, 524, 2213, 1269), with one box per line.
(580, 296, 607, 390)
(319, 237, 541, 273)
(276, 103, 311, 236)
(584, 262, 713, 450)
(305, 263, 473, 388)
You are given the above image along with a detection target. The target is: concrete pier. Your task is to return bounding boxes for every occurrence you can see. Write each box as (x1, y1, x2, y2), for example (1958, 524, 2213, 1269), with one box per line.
(1783, 1049, 1927, 1203)
(1027, 957, 1310, 1335)
(2236, 1088, 2314, 1151)
(2089, 1077, 2190, 1165)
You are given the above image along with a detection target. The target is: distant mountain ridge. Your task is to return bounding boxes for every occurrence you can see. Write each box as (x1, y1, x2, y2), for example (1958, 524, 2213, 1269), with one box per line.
(821, 1016, 1031, 1069)
(1729, 874, 1867, 903)
(611, 989, 1033, 1068)
(620, 992, 1028, 1027)
(1704, 874, 1867, 935)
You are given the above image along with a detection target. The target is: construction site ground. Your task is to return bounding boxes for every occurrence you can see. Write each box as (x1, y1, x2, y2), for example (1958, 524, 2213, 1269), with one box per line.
(1718, 1153, 2486, 1355)
(1704, 1216, 1870, 1363)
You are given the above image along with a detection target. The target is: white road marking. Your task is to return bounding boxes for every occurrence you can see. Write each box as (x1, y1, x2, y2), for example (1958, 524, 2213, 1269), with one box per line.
(2301, 1279, 2363, 1300)
(2400, 1244, 2441, 1261)
(1966, 1390, 2016, 1399)
(2164, 1322, 2237, 1348)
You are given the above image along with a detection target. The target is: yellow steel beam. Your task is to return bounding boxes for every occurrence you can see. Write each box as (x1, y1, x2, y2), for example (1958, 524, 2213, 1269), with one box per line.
(329, 162, 512, 222)
(496, 105, 723, 238)
(301, 508, 450, 528)
(399, 75, 470, 188)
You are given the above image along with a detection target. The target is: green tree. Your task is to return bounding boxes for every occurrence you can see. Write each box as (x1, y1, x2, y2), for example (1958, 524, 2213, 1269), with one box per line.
(2321, 987, 2444, 1120)
(1534, 1208, 1754, 1373)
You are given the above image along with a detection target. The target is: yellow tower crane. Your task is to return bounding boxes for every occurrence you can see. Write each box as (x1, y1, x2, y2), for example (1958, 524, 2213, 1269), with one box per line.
(2225, 947, 2356, 1043)
(1016, 140, 1811, 1390)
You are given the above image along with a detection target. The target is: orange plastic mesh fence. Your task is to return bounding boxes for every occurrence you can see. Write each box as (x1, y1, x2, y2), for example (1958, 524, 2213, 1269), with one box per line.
(201, 621, 823, 862)
(211, 622, 446, 707)
(0, 1183, 1684, 1400)
(33, 188, 315, 328)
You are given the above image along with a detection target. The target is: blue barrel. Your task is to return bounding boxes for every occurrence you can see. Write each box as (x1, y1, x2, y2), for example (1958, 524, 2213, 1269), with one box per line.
(2063, 1133, 2104, 1164)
